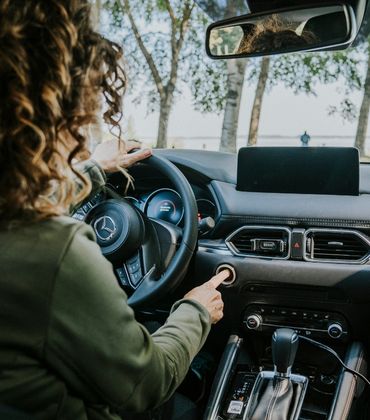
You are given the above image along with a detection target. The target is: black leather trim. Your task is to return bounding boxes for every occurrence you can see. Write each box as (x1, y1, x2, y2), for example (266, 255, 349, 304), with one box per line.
(211, 180, 370, 229)
(220, 215, 370, 229)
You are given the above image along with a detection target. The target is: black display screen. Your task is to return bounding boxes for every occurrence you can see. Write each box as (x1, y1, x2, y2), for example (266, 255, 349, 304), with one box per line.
(237, 147, 359, 196)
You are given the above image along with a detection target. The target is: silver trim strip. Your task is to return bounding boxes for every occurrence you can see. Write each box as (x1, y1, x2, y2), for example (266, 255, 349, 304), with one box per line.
(225, 225, 291, 260)
(204, 335, 243, 420)
(198, 246, 232, 255)
(260, 322, 348, 336)
(303, 228, 370, 265)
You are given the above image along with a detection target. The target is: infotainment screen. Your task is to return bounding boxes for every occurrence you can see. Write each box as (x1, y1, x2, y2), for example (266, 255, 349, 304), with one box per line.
(237, 147, 359, 196)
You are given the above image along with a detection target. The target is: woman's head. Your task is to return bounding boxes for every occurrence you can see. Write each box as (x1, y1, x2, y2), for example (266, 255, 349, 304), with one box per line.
(0, 0, 125, 225)
(237, 15, 318, 55)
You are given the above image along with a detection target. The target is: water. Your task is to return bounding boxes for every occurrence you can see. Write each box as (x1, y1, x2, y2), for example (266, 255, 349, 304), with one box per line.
(140, 135, 366, 151)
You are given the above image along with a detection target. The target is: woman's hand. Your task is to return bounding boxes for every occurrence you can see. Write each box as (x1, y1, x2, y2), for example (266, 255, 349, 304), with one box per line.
(91, 139, 152, 173)
(184, 270, 230, 324)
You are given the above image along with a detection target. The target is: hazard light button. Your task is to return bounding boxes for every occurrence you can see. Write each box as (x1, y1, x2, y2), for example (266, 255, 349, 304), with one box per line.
(291, 229, 305, 259)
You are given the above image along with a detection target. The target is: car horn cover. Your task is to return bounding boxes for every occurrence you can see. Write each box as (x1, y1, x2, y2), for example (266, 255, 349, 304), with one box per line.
(85, 199, 144, 262)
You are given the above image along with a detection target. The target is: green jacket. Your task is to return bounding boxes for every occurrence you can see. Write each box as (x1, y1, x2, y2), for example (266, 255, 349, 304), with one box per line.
(0, 162, 211, 419)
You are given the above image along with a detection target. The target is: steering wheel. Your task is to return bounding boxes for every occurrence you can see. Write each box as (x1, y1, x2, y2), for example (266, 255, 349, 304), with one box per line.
(84, 154, 198, 309)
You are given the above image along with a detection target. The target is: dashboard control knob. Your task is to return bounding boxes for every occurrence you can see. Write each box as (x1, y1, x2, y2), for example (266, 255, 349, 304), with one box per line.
(327, 323, 343, 339)
(246, 314, 262, 330)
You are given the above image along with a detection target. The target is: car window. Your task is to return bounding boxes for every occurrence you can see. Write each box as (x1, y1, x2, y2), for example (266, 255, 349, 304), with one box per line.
(96, 2, 370, 160)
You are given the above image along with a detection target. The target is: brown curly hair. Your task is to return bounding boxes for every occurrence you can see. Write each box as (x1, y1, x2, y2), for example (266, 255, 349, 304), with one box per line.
(238, 15, 318, 54)
(0, 0, 126, 226)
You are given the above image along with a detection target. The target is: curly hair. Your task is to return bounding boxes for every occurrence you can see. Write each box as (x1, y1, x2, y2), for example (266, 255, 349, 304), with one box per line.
(237, 15, 318, 54)
(0, 0, 126, 226)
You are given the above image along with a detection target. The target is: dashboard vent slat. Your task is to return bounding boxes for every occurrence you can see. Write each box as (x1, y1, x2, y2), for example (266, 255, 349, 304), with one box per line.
(305, 230, 370, 263)
(226, 226, 290, 259)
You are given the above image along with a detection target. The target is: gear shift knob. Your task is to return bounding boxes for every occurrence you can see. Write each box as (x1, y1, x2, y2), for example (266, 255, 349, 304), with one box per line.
(272, 328, 299, 377)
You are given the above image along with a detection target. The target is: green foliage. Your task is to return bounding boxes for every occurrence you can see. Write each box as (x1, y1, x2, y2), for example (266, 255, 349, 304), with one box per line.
(103, 0, 368, 124)
(103, 0, 227, 114)
(245, 45, 365, 123)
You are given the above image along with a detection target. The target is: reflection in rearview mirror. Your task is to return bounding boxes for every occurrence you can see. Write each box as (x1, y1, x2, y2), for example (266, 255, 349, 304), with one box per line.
(207, 5, 355, 59)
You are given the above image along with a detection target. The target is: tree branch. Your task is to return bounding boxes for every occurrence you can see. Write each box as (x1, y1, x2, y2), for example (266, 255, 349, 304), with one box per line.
(119, 0, 165, 98)
(165, 1, 193, 101)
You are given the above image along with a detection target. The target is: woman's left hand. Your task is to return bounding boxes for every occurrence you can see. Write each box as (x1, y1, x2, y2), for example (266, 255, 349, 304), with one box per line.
(91, 139, 152, 173)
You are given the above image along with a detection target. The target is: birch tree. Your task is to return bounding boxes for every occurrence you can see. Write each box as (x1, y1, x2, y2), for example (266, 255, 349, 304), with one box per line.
(244, 50, 362, 148)
(219, 60, 247, 152)
(248, 57, 270, 146)
(355, 39, 370, 156)
(106, 0, 195, 149)
(90, 0, 104, 148)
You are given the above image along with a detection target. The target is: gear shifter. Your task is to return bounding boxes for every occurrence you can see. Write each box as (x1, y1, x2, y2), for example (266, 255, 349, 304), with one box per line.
(272, 328, 299, 377)
(244, 329, 308, 420)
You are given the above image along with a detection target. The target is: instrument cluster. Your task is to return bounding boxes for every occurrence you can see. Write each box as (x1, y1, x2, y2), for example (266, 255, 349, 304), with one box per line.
(126, 187, 217, 226)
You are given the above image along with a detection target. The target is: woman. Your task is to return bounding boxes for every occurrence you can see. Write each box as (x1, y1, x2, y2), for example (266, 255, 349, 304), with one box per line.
(0, 1, 225, 419)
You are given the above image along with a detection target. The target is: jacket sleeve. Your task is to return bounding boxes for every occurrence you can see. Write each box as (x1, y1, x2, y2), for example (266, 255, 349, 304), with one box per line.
(45, 223, 211, 412)
(69, 159, 107, 214)
(74, 159, 106, 194)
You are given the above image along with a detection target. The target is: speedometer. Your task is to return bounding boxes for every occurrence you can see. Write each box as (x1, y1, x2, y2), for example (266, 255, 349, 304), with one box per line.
(144, 189, 184, 225)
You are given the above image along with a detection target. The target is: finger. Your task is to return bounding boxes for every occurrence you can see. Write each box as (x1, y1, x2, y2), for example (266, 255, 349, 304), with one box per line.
(126, 139, 143, 152)
(120, 149, 152, 168)
(207, 270, 231, 289)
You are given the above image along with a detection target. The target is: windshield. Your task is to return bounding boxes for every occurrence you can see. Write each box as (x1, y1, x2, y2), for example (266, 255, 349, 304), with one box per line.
(97, 1, 370, 161)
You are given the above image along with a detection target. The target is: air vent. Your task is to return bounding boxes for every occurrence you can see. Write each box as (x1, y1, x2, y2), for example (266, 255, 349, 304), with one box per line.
(305, 229, 370, 263)
(226, 226, 290, 259)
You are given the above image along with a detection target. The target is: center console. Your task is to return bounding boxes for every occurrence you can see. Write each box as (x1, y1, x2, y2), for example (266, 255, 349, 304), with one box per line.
(204, 326, 366, 420)
(244, 305, 349, 341)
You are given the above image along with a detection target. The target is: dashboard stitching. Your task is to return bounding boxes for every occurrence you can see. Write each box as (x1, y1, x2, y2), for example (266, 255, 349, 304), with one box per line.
(219, 215, 370, 228)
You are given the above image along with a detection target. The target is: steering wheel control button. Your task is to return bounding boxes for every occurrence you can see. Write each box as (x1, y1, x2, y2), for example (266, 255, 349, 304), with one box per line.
(129, 271, 142, 287)
(116, 267, 129, 287)
(127, 261, 140, 274)
(327, 323, 343, 339)
(245, 314, 262, 330)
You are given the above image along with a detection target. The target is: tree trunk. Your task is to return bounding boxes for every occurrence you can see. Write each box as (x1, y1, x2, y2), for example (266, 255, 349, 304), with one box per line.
(156, 99, 171, 149)
(91, 0, 101, 29)
(355, 49, 370, 157)
(248, 57, 270, 146)
(219, 59, 247, 153)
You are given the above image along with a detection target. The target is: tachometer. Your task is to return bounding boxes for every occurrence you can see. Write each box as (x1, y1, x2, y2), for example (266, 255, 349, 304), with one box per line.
(196, 199, 216, 221)
(145, 189, 184, 225)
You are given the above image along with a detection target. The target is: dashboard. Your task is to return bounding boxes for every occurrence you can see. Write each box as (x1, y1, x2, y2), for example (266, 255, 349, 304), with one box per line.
(72, 149, 370, 343)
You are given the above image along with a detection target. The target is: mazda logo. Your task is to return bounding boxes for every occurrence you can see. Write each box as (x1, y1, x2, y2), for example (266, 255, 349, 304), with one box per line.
(93, 216, 117, 242)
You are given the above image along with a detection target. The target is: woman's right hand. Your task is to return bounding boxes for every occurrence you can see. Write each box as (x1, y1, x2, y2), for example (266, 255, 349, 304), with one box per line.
(91, 138, 151, 173)
(184, 270, 230, 324)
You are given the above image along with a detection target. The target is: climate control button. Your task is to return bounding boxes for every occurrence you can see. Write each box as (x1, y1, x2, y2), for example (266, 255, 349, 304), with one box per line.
(246, 314, 262, 330)
(327, 323, 343, 339)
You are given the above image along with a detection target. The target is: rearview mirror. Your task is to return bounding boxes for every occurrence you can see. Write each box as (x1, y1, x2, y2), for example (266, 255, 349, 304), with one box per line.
(206, 4, 357, 59)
